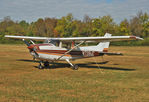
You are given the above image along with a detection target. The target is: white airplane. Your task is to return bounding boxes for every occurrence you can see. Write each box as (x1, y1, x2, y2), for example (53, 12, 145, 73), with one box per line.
(5, 33, 143, 70)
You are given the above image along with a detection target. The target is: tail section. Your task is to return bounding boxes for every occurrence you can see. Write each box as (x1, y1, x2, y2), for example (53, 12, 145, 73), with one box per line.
(80, 33, 112, 52)
(97, 33, 111, 52)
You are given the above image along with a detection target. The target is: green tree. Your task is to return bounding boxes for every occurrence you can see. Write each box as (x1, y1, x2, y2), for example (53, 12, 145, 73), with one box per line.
(92, 15, 116, 36)
(140, 12, 149, 37)
(44, 18, 57, 37)
(32, 18, 46, 37)
(72, 20, 83, 37)
(82, 15, 92, 37)
(118, 19, 131, 36)
(55, 13, 74, 37)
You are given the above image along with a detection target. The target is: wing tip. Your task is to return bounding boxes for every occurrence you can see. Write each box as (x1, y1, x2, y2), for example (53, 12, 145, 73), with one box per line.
(4, 35, 9, 37)
(130, 36, 144, 40)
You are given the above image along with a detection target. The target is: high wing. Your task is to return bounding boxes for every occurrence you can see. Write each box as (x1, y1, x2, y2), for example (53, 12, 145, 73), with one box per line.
(5, 33, 143, 42)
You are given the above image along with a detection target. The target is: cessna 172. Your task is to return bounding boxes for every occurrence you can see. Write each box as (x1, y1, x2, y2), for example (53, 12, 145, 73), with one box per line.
(5, 33, 143, 70)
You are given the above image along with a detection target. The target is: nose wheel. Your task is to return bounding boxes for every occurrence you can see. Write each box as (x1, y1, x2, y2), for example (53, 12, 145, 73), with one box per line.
(38, 62, 43, 69)
(44, 61, 50, 68)
(38, 61, 50, 69)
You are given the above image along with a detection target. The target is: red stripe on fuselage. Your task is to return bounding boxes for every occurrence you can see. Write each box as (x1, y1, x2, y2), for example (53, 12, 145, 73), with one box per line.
(37, 50, 83, 55)
(37, 51, 81, 57)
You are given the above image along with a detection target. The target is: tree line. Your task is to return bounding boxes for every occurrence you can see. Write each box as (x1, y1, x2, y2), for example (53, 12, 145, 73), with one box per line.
(0, 11, 149, 45)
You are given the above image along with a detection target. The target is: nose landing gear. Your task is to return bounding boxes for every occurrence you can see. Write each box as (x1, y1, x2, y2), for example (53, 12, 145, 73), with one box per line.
(38, 61, 50, 69)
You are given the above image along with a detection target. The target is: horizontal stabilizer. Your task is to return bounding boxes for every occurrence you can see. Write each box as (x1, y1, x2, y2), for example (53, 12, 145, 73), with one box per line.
(100, 52, 123, 56)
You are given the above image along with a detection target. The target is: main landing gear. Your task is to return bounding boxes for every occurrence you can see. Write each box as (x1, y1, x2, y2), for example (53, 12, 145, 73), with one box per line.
(66, 59, 78, 70)
(38, 61, 50, 69)
(37, 60, 78, 70)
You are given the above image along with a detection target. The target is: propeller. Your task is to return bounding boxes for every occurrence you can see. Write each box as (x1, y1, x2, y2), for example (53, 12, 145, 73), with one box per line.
(22, 39, 30, 46)
(32, 47, 39, 57)
(22, 39, 39, 57)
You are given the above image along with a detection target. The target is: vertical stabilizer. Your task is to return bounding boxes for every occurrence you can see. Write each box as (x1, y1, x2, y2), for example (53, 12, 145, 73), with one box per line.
(97, 33, 111, 52)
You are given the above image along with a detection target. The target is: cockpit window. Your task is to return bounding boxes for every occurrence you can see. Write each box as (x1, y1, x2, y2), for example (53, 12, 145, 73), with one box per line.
(44, 39, 51, 43)
(43, 39, 59, 46)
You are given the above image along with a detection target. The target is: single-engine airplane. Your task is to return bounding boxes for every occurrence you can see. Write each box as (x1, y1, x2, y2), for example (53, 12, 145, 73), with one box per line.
(5, 33, 143, 70)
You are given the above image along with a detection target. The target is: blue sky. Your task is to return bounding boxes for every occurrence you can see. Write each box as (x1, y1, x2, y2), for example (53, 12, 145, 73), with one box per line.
(0, 0, 148, 23)
(106, 0, 113, 3)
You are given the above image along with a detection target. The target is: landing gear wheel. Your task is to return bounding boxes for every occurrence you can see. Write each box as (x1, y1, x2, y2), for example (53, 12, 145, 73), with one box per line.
(38, 63, 43, 69)
(72, 64, 78, 70)
(44, 61, 50, 68)
(65, 59, 79, 70)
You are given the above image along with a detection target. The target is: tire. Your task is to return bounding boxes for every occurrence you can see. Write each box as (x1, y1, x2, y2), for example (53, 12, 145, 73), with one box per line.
(38, 64, 43, 69)
(73, 65, 78, 70)
(44, 61, 50, 68)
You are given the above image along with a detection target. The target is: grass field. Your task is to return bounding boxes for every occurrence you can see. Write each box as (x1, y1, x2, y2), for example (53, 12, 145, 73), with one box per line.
(0, 44, 149, 102)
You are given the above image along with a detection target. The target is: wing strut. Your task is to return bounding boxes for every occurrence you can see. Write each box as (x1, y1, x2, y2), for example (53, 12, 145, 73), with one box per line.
(57, 41, 85, 60)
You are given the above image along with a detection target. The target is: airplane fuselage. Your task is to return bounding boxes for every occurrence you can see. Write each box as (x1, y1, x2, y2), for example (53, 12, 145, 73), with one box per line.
(28, 43, 105, 61)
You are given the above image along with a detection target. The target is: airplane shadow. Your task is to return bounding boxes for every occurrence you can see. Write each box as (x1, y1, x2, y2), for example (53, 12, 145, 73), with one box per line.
(78, 64, 136, 71)
(17, 59, 136, 71)
(17, 59, 40, 63)
(86, 61, 109, 65)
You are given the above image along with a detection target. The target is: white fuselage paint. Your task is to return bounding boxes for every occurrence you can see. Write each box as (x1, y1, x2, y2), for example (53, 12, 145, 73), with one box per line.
(30, 45, 101, 61)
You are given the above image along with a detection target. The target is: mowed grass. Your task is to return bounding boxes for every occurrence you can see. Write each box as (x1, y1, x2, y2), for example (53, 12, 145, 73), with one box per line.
(0, 44, 149, 102)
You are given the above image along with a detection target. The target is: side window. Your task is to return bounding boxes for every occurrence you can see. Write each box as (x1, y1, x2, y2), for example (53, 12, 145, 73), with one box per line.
(62, 43, 71, 49)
